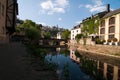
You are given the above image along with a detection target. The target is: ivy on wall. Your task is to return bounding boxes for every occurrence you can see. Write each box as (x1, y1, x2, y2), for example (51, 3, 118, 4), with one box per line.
(82, 16, 100, 35)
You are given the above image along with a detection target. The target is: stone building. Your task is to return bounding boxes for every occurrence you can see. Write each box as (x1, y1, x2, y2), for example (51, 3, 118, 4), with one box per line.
(0, 0, 18, 42)
(99, 8, 120, 42)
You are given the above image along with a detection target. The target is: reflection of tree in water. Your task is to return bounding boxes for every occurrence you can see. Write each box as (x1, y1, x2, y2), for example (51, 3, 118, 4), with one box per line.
(79, 57, 104, 80)
(75, 50, 82, 57)
(63, 63, 70, 80)
(25, 44, 58, 72)
(61, 48, 70, 57)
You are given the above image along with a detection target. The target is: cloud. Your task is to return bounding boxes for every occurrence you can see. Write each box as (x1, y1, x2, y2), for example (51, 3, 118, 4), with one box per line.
(58, 18, 62, 21)
(79, 0, 106, 13)
(40, 0, 69, 15)
(87, 0, 106, 12)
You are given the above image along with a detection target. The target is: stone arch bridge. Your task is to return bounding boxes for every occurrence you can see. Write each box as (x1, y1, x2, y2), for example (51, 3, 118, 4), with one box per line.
(39, 38, 68, 47)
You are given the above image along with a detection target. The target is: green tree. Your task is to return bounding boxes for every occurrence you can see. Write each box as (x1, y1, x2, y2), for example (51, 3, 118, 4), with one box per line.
(22, 20, 36, 29)
(62, 29, 70, 39)
(44, 32, 51, 39)
(75, 34, 83, 43)
(25, 27, 40, 44)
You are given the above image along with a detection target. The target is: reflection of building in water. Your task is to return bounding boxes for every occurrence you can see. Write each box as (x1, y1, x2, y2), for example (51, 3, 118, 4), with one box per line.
(70, 50, 80, 63)
(69, 49, 120, 80)
(97, 61, 120, 80)
(56, 47, 61, 52)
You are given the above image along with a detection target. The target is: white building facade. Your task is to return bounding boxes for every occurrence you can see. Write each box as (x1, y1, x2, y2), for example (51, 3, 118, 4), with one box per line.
(57, 32, 62, 39)
(71, 24, 82, 40)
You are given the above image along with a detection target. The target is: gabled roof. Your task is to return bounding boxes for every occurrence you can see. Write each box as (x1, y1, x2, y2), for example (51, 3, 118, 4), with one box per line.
(103, 8, 120, 18)
(71, 24, 82, 30)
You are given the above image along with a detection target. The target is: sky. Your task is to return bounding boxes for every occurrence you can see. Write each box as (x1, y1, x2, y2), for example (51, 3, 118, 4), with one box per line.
(17, 0, 120, 30)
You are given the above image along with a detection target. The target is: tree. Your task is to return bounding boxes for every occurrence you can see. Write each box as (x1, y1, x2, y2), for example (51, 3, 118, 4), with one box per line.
(75, 34, 83, 43)
(44, 32, 51, 39)
(22, 20, 36, 29)
(62, 29, 70, 39)
(25, 27, 40, 44)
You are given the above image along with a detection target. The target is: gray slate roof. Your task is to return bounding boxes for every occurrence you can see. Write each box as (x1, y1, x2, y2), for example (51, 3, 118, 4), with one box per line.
(103, 8, 120, 18)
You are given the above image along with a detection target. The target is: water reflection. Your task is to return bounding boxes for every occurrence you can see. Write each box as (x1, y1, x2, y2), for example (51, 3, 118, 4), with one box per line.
(70, 49, 120, 80)
(45, 47, 120, 80)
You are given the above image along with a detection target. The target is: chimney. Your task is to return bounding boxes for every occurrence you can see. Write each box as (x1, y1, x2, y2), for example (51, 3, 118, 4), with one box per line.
(106, 4, 110, 12)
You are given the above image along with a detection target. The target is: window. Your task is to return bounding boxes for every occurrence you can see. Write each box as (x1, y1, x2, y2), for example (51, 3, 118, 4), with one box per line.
(109, 17, 115, 25)
(76, 30, 78, 32)
(109, 26, 115, 33)
(108, 34, 114, 39)
(100, 20, 105, 27)
(100, 28, 105, 34)
(73, 31, 74, 33)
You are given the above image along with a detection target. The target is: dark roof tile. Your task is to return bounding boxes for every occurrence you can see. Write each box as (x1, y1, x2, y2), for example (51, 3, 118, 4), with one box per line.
(103, 8, 120, 18)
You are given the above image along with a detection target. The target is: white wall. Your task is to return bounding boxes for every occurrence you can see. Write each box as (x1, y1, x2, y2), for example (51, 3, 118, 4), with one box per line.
(71, 28, 81, 40)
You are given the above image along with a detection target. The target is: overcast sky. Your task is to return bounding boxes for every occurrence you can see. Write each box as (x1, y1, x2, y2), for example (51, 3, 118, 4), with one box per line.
(17, 0, 120, 29)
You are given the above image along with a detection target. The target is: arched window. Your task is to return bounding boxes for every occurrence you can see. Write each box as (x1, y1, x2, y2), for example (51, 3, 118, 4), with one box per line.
(100, 20, 105, 27)
(100, 28, 105, 34)
(109, 17, 115, 25)
(109, 26, 115, 33)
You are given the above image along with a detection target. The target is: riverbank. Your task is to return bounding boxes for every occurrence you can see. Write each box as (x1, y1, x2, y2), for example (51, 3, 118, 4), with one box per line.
(68, 43, 120, 67)
(0, 42, 58, 80)
(68, 43, 120, 58)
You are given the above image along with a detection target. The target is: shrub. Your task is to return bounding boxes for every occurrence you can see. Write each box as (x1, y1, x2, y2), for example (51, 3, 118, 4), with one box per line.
(95, 38, 102, 44)
(107, 38, 112, 42)
(112, 38, 118, 42)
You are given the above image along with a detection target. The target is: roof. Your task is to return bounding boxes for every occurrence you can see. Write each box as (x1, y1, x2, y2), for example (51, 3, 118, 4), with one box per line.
(71, 23, 82, 30)
(83, 11, 108, 22)
(103, 8, 120, 18)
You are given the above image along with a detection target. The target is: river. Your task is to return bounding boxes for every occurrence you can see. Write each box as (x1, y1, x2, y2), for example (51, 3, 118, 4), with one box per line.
(44, 46, 120, 80)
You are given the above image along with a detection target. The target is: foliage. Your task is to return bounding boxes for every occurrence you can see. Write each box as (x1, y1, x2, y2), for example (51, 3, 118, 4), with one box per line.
(25, 27, 40, 42)
(107, 38, 112, 42)
(112, 38, 118, 42)
(82, 17, 100, 34)
(63, 63, 70, 80)
(62, 29, 70, 39)
(44, 32, 51, 39)
(75, 34, 83, 43)
(95, 38, 102, 44)
(16, 26, 21, 33)
(61, 48, 70, 57)
(22, 20, 36, 29)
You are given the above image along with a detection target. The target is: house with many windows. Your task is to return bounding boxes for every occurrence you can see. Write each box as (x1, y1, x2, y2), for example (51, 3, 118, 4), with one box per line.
(99, 8, 120, 42)
(71, 23, 82, 40)
(0, 0, 18, 42)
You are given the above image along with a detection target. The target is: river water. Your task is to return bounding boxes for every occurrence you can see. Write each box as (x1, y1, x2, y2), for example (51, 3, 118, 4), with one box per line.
(44, 47, 120, 80)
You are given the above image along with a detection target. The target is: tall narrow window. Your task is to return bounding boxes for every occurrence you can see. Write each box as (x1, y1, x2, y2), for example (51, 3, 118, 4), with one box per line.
(109, 17, 115, 25)
(2, 4, 4, 16)
(109, 26, 115, 33)
(100, 20, 105, 27)
(100, 28, 105, 34)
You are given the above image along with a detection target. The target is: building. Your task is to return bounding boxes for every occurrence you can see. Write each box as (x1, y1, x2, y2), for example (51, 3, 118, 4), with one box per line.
(0, 0, 18, 42)
(57, 32, 62, 39)
(99, 8, 120, 42)
(71, 23, 82, 40)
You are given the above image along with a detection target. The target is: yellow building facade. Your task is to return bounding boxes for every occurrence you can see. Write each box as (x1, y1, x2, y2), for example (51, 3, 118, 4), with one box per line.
(99, 8, 120, 42)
